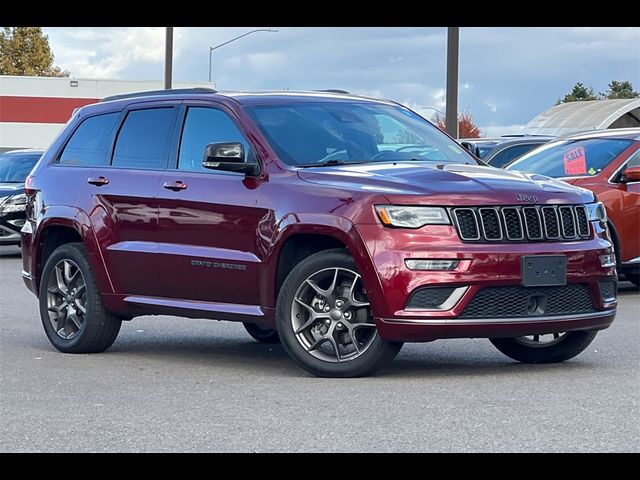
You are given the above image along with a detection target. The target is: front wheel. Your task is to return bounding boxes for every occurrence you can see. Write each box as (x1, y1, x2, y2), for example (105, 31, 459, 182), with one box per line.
(490, 330, 597, 364)
(276, 249, 402, 378)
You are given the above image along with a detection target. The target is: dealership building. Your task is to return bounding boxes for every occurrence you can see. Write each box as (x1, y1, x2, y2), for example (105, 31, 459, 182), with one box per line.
(0, 76, 211, 153)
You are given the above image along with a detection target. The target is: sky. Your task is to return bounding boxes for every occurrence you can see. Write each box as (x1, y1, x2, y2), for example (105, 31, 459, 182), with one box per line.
(44, 27, 640, 136)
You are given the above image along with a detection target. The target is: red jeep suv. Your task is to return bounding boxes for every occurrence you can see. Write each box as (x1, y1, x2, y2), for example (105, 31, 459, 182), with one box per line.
(21, 89, 617, 377)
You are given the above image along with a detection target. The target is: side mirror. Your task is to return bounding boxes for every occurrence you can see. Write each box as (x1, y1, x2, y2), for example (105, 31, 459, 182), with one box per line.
(622, 165, 640, 183)
(203, 142, 260, 176)
(460, 141, 481, 158)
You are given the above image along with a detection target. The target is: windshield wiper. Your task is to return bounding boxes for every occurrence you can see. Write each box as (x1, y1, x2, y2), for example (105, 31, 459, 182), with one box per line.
(298, 159, 354, 168)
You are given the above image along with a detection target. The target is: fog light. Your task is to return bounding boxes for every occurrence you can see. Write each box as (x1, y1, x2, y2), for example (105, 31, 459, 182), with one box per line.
(599, 254, 616, 268)
(405, 259, 459, 271)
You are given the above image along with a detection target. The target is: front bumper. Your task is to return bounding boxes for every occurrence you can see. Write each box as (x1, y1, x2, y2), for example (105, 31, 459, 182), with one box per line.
(356, 221, 617, 342)
(0, 214, 23, 245)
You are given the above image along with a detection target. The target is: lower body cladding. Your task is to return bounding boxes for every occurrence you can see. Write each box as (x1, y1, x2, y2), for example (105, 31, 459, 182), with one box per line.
(356, 221, 617, 342)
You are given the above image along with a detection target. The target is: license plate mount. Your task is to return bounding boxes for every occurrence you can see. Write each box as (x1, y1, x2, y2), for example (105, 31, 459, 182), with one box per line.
(521, 255, 567, 287)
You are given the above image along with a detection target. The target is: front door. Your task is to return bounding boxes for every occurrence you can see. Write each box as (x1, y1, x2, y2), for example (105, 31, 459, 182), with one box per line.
(155, 105, 267, 306)
(619, 150, 640, 262)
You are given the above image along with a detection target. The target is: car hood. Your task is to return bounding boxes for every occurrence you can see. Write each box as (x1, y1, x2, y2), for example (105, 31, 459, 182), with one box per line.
(0, 183, 25, 198)
(297, 162, 595, 205)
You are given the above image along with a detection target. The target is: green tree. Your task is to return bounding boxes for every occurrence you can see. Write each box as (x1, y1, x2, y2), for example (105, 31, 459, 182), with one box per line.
(0, 27, 69, 77)
(601, 80, 639, 99)
(560, 82, 598, 103)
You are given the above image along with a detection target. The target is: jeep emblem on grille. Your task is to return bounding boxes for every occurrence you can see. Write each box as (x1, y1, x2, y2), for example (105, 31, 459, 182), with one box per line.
(517, 194, 538, 203)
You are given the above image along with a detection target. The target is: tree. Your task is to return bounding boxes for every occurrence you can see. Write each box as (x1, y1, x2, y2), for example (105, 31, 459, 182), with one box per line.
(601, 80, 639, 99)
(435, 110, 482, 138)
(0, 27, 69, 77)
(560, 82, 598, 103)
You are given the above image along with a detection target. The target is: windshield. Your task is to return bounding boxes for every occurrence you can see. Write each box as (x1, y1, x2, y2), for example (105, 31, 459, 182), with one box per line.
(0, 152, 41, 183)
(245, 102, 478, 167)
(506, 138, 633, 178)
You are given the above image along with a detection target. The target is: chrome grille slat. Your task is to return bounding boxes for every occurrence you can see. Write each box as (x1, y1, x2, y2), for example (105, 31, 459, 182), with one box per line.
(478, 208, 502, 241)
(559, 206, 577, 239)
(502, 207, 524, 240)
(451, 205, 591, 243)
(522, 207, 543, 240)
(575, 205, 590, 237)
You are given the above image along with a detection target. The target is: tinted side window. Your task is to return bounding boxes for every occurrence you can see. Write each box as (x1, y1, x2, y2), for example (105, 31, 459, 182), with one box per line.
(112, 108, 175, 170)
(626, 150, 640, 168)
(59, 112, 119, 166)
(178, 107, 250, 173)
(489, 144, 538, 168)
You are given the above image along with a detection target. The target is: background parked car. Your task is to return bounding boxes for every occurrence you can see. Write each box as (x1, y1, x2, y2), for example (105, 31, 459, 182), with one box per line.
(462, 135, 555, 167)
(0, 149, 43, 246)
(507, 129, 640, 286)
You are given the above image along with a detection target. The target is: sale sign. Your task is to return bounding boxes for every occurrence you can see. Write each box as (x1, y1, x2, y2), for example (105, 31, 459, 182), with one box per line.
(563, 146, 587, 175)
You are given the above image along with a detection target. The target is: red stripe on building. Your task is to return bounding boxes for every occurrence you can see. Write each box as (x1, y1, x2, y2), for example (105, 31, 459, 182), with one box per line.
(0, 96, 99, 123)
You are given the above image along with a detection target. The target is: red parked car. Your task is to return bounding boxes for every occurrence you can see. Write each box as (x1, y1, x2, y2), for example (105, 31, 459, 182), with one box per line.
(508, 129, 640, 286)
(21, 89, 617, 377)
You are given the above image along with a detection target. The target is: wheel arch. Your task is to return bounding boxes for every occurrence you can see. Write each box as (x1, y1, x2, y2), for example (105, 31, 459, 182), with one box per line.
(261, 214, 383, 314)
(32, 207, 113, 295)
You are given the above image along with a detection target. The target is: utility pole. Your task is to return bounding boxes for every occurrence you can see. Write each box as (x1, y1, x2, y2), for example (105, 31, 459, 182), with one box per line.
(445, 27, 460, 138)
(164, 27, 173, 89)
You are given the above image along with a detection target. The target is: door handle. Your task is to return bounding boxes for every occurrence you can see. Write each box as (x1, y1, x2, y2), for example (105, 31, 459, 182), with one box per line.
(87, 176, 109, 186)
(163, 181, 188, 191)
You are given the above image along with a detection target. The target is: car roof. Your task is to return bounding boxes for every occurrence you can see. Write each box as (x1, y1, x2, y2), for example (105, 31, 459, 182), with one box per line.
(557, 128, 640, 142)
(0, 149, 45, 156)
(462, 136, 555, 144)
(94, 88, 395, 111)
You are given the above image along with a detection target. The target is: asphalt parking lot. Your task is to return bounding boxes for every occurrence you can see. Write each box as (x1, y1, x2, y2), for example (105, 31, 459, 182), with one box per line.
(0, 245, 638, 452)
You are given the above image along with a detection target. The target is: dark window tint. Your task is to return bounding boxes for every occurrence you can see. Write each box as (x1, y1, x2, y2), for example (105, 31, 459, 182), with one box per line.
(178, 107, 249, 173)
(112, 108, 175, 170)
(488, 144, 539, 168)
(59, 113, 119, 166)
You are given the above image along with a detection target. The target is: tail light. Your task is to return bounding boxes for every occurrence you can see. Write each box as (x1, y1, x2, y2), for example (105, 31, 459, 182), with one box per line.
(24, 175, 36, 195)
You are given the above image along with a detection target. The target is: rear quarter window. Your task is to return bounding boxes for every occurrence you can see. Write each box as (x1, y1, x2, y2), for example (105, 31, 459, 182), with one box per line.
(58, 112, 119, 166)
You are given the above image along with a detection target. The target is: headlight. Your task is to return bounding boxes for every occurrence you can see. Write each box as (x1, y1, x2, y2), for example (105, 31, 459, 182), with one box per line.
(0, 193, 27, 214)
(375, 205, 451, 228)
(586, 202, 607, 222)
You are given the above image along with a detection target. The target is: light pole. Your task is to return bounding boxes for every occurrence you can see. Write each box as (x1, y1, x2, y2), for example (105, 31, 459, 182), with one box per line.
(208, 28, 278, 85)
(445, 27, 460, 138)
(164, 27, 173, 89)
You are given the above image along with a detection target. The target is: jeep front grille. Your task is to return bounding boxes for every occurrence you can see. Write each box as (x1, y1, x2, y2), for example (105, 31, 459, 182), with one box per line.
(451, 205, 590, 243)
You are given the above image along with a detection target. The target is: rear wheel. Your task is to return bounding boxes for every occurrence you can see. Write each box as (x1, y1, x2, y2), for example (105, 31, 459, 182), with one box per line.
(39, 243, 122, 353)
(243, 322, 280, 344)
(277, 249, 402, 377)
(490, 330, 597, 364)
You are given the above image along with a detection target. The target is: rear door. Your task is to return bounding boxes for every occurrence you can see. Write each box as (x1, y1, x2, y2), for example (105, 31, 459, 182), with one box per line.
(155, 103, 267, 305)
(80, 104, 179, 296)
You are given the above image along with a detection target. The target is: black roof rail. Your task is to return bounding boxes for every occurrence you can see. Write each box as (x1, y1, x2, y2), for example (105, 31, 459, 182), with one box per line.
(101, 87, 217, 103)
(315, 89, 350, 94)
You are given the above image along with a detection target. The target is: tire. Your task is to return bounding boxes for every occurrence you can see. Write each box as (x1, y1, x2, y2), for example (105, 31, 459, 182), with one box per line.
(276, 248, 402, 377)
(243, 322, 280, 344)
(489, 330, 598, 364)
(39, 243, 122, 354)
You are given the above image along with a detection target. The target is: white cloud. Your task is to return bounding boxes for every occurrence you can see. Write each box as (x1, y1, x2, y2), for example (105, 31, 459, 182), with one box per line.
(42, 26, 640, 128)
